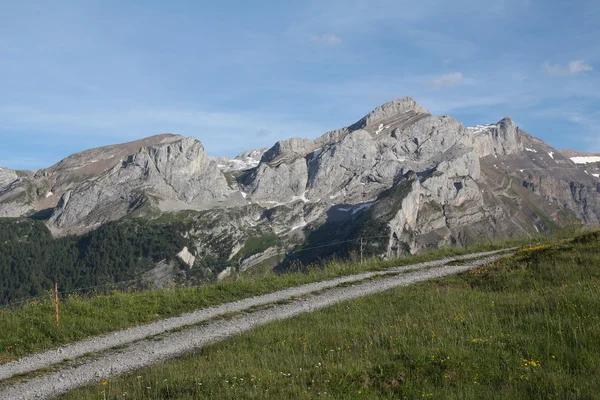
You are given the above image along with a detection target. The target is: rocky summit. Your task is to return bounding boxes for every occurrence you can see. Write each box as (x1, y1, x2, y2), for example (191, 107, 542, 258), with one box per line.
(1, 97, 599, 270)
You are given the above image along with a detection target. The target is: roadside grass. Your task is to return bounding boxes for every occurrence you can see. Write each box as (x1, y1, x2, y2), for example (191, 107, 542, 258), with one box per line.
(0, 233, 561, 364)
(59, 230, 600, 400)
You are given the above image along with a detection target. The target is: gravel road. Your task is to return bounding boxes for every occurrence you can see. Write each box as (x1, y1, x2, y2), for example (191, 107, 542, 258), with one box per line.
(0, 250, 510, 399)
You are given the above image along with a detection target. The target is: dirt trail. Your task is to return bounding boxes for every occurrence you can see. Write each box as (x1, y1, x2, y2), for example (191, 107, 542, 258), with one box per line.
(0, 250, 511, 399)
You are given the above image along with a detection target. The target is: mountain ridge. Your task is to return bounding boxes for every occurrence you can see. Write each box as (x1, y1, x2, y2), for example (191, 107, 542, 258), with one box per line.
(1, 97, 598, 273)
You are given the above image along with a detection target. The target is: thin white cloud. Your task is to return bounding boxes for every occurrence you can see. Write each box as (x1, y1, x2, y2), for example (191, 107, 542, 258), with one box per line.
(310, 34, 341, 45)
(0, 105, 329, 157)
(576, 134, 600, 153)
(532, 107, 600, 152)
(420, 94, 514, 115)
(0, 155, 48, 170)
(543, 60, 593, 76)
(256, 128, 271, 137)
(428, 72, 464, 91)
(532, 108, 598, 127)
(568, 60, 594, 74)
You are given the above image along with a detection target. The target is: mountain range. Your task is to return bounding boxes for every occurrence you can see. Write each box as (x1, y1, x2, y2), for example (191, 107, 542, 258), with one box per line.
(1, 97, 599, 285)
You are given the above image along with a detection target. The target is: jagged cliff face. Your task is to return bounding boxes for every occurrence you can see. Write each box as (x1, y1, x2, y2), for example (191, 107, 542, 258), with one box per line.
(1, 135, 234, 235)
(1, 97, 598, 264)
(485, 135, 600, 225)
(0, 167, 17, 188)
(236, 99, 521, 256)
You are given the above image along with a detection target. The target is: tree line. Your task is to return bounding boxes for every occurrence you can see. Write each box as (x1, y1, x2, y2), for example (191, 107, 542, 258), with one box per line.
(0, 218, 193, 305)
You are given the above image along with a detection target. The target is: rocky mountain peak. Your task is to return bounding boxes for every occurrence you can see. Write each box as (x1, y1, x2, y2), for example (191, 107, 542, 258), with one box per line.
(1, 97, 599, 257)
(42, 135, 233, 235)
(468, 116, 523, 158)
(350, 97, 430, 130)
(497, 116, 515, 131)
(47, 134, 182, 171)
(261, 137, 316, 164)
(35, 134, 186, 188)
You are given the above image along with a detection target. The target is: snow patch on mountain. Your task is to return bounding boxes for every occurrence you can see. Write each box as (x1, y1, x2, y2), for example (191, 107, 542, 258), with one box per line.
(308, 148, 323, 163)
(352, 201, 375, 214)
(214, 148, 267, 172)
(571, 156, 600, 164)
(289, 220, 307, 232)
(291, 191, 310, 203)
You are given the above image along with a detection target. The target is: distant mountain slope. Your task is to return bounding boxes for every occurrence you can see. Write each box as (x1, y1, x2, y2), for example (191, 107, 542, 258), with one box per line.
(559, 149, 600, 178)
(0, 97, 598, 285)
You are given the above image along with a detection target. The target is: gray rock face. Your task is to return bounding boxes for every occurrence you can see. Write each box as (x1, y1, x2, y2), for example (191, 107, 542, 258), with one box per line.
(0, 187, 35, 217)
(379, 143, 485, 256)
(41, 134, 183, 193)
(47, 136, 232, 235)
(0, 167, 18, 190)
(243, 157, 308, 204)
(468, 117, 523, 157)
(261, 137, 316, 164)
(1, 96, 598, 265)
(234, 97, 598, 257)
(475, 129, 600, 225)
(145, 137, 229, 203)
(244, 99, 463, 206)
(0, 168, 39, 217)
(0, 135, 186, 220)
(307, 130, 381, 202)
(349, 96, 430, 130)
(234, 98, 503, 257)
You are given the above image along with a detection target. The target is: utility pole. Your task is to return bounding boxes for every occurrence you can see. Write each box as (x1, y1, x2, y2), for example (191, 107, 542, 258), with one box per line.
(557, 211, 561, 240)
(54, 282, 60, 327)
(237, 258, 243, 281)
(360, 238, 364, 264)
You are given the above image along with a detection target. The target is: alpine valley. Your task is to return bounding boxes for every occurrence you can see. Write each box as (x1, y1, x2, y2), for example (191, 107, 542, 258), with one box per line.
(1, 97, 599, 303)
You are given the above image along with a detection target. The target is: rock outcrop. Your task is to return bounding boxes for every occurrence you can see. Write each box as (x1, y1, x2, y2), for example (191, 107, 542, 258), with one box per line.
(0, 167, 18, 189)
(46, 136, 232, 235)
(177, 247, 196, 269)
(469, 117, 523, 157)
(0, 168, 39, 217)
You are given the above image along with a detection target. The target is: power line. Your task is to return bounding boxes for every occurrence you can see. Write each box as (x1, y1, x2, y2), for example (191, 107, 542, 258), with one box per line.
(0, 235, 391, 309)
(59, 279, 139, 295)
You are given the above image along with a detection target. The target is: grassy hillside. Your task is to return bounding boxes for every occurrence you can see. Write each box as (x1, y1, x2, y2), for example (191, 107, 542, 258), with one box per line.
(59, 231, 600, 399)
(0, 239, 530, 365)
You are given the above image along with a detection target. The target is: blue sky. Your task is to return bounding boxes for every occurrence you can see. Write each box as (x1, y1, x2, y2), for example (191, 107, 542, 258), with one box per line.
(0, 0, 598, 169)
